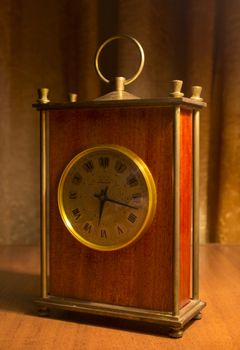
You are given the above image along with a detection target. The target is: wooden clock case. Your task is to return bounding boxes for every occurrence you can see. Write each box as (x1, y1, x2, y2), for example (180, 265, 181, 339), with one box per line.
(34, 95, 206, 338)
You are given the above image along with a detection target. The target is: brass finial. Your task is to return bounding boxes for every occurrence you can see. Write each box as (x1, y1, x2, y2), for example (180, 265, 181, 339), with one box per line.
(94, 75, 141, 101)
(191, 86, 203, 101)
(37, 88, 50, 104)
(169, 80, 184, 98)
(114, 77, 125, 92)
(68, 93, 78, 102)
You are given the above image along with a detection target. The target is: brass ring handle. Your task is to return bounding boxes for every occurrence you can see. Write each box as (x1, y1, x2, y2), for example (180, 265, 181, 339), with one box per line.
(95, 35, 145, 86)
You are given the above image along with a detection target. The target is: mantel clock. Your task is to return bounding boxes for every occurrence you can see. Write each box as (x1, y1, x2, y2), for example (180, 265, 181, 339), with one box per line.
(34, 35, 206, 338)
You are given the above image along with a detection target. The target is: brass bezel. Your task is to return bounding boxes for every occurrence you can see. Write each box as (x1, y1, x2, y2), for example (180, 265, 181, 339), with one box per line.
(58, 144, 157, 251)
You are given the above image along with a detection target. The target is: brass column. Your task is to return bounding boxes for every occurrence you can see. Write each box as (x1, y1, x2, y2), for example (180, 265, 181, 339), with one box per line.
(173, 106, 181, 316)
(192, 109, 200, 299)
(38, 88, 50, 300)
(40, 109, 48, 299)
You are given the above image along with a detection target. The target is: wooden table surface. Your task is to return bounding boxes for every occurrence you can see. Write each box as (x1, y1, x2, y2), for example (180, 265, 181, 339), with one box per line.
(0, 244, 239, 350)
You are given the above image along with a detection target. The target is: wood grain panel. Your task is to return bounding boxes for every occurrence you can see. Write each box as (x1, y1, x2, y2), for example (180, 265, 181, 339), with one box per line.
(179, 108, 192, 308)
(48, 106, 174, 312)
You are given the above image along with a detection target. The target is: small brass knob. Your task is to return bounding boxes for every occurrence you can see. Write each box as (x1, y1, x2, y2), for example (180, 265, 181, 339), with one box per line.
(68, 93, 78, 102)
(191, 86, 203, 101)
(169, 80, 184, 98)
(37, 88, 50, 104)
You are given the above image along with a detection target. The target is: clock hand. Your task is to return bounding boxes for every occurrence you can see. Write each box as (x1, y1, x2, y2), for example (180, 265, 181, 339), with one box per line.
(94, 187, 109, 226)
(98, 196, 105, 226)
(94, 186, 109, 201)
(94, 187, 138, 224)
(105, 197, 138, 210)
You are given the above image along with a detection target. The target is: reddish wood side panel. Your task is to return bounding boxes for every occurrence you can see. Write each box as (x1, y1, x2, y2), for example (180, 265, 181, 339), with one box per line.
(48, 106, 174, 311)
(179, 109, 192, 308)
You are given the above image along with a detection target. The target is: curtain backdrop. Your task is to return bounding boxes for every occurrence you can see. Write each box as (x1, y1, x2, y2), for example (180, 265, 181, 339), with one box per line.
(0, 0, 239, 244)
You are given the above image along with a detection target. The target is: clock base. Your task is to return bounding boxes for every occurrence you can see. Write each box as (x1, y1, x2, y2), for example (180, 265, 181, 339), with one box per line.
(35, 296, 206, 338)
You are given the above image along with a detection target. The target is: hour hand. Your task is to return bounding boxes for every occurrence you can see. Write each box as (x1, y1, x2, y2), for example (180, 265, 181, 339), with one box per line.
(94, 187, 108, 225)
(98, 198, 105, 226)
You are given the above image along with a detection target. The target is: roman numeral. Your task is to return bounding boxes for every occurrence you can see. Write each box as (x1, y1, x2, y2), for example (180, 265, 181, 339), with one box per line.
(100, 229, 107, 238)
(83, 222, 92, 233)
(69, 191, 77, 199)
(115, 160, 127, 173)
(132, 193, 142, 201)
(72, 208, 81, 220)
(128, 213, 137, 223)
(83, 160, 94, 172)
(99, 157, 109, 169)
(127, 175, 138, 187)
(117, 225, 124, 234)
(72, 173, 82, 184)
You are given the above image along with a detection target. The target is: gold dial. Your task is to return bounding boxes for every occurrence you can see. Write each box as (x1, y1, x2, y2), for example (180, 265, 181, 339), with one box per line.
(58, 145, 157, 251)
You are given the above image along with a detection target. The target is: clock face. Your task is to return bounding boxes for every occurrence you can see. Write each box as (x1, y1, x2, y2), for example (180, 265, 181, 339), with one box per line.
(58, 145, 157, 251)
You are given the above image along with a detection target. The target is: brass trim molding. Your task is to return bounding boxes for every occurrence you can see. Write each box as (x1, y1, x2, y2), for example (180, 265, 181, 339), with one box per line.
(36, 296, 206, 331)
(33, 97, 207, 111)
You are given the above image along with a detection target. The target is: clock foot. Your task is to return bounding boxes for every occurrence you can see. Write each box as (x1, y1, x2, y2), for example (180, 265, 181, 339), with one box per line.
(193, 312, 202, 320)
(168, 327, 184, 338)
(38, 306, 49, 317)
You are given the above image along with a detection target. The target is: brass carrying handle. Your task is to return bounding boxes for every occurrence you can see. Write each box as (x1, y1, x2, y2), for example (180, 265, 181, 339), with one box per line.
(95, 35, 145, 86)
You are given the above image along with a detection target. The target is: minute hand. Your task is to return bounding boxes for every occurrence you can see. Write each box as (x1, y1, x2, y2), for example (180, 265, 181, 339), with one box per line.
(105, 197, 138, 209)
